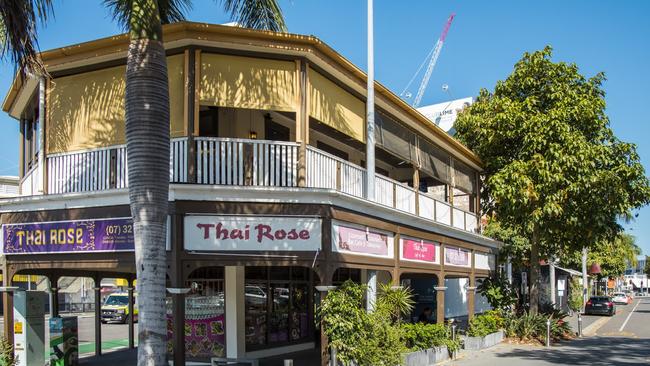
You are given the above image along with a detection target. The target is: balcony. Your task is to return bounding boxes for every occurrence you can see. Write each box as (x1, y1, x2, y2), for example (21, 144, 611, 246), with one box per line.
(41, 137, 480, 234)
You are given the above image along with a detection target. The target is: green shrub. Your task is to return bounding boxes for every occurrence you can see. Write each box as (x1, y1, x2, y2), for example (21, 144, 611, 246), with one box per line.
(467, 310, 504, 337)
(318, 280, 407, 366)
(401, 322, 461, 354)
(0, 337, 17, 366)
(568, 277, 584, 313)
(503, 309, 572, 343)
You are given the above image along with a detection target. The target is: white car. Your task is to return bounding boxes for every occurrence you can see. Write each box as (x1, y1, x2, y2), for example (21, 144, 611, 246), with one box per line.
(612, 292, 628, 305)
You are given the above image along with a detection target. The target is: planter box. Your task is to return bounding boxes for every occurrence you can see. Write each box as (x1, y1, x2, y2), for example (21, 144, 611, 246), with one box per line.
(402, 346, 450, 366)
(462, 330, 504, 350)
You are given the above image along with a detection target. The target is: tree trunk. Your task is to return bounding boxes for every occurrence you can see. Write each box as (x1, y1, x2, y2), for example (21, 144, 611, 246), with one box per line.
(529, 228, 540, 314)
(125, 13, 170, 365)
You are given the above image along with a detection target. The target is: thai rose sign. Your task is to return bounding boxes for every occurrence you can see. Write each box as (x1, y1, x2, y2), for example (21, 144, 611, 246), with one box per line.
(402, 238, 438, 263)
(184, 216, 321, 251)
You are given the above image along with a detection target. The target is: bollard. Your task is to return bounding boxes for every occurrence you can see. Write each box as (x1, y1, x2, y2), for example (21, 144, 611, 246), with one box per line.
(451, 320, 457, 360)
(577, 313, 582, 337)
(284, 360, 294, 366)
(546, 318, 551, 347)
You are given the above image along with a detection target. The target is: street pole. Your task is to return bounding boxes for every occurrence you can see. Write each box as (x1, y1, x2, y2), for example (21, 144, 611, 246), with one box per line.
(365, 0, 376, 201)
(582, 247, 588, 312)
(549, 258, 556, 307)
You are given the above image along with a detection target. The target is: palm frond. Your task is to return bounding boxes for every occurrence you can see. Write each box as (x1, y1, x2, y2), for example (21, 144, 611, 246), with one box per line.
(104, 0, 191, 29)
(0, 0, 53, 75)
(219, 0, 286, 32)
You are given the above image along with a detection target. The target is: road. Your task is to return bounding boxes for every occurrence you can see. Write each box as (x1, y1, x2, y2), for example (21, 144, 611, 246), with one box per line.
(0, 313, 136, 355)
(449, 297, 650, 366)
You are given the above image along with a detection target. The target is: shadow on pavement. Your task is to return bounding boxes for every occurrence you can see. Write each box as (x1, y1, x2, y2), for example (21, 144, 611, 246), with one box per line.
(496, 337, 650, 366)
(79, 348, 136, 365)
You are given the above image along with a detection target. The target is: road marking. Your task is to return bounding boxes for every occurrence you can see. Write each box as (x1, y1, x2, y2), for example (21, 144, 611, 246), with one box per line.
(618, 300, 641, 332)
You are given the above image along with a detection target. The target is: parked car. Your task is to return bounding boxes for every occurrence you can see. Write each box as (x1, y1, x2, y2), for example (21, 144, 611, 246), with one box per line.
(101, 292, 138, 324)
(585, 296, 615, 316)
(612, 292, 628, 305)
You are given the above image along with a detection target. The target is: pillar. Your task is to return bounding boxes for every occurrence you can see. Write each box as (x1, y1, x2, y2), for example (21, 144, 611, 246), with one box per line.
(93, 282, 102, 356)
(506, 256, 513, 285)
(171, 291, 185, 365)
(50, 275, 60, 318)
(225, 266, 245, 359)
(434, 284, 446, 324)
(1, 265, 15, 345)
(296, 60, 309, 187)
(366, 270, 377, 312)
(467, 276, 476, 321)
(128, 284, 135, 349)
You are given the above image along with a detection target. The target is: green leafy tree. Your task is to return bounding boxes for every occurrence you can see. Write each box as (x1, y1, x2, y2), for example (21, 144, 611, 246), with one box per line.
(565, 233, 640, 277)
(476, 275, 518, 313)
(455, 46, 650, 314)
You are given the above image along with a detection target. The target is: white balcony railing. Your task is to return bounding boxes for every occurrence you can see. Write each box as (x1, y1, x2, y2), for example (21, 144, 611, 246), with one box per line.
(196, 137, 298, 187)
(42, 138, 480, 233)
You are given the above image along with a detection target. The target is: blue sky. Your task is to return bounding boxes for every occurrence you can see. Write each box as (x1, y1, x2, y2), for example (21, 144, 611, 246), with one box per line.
(1, 1, 649, 257)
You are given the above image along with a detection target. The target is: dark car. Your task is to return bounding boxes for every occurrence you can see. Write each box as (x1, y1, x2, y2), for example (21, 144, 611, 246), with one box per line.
(585, 296, 615, 316)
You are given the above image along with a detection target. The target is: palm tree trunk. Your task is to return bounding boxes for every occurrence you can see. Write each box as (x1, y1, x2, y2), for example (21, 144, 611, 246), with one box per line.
(125, 1, 169, 364)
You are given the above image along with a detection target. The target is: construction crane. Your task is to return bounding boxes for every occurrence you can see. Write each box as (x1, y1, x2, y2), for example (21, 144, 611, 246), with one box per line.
(403, 13, 456, 108)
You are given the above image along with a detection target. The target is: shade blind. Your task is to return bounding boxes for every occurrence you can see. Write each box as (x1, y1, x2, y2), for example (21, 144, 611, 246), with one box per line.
(375, 111, 416, 163)
(200, 53, 297, 112)
(417, 137, 450, 184)
(308, 67, 365, 142)
(454, 159, 477, 194)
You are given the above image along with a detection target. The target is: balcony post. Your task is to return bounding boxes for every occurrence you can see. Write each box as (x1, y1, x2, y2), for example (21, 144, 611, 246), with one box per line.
(38, 77, 47, 194)
(295, 60, 310, 187)
(186, 48, 198, 183)
(413, 168, 420, 216)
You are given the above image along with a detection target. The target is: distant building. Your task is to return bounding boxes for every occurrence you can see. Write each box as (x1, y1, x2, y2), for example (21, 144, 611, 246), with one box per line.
(626, 257, 647, 275)
(417, 97, 474, 134)
(0, 176, 19, 198)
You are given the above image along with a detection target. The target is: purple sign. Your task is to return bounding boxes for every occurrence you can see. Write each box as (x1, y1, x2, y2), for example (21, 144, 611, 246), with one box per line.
(2, 218, 135, 254)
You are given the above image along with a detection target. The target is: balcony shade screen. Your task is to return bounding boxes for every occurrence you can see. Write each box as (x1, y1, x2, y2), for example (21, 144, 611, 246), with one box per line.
(375, 111, 416, 163)
(199, 53, 297, 112)
(168, 54, 185, 138)
(308, 67, 365, 142)
(47, 57, 185, 154)
(417, 137, 450, 184)
(454, 159, 477, 194)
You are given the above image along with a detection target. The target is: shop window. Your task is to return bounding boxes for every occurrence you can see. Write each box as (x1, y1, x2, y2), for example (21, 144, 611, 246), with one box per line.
(332, 268, 361, 285)
(174, 267, 226, 360)
(245, 266, 313, 350)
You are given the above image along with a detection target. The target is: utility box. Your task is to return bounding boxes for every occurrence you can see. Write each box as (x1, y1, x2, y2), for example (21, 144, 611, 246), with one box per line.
(13, 290, 45, 366)
(49, 316, 79, 366)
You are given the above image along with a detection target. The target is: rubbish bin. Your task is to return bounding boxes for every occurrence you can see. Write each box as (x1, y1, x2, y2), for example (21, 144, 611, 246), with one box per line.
(50, 316, 79, 366)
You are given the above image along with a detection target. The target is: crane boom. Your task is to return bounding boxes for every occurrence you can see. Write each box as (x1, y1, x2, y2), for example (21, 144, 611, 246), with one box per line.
(412, 13, 455, 108)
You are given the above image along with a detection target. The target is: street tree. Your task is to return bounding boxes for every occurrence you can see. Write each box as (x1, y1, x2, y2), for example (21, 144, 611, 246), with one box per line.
(455, 46, 650, 314)
(565, 233, 640, 278)
(2, 1, 285, 364)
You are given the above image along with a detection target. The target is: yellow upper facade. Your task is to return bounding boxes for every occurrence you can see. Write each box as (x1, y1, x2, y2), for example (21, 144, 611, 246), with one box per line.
(2, 21, 482, 169)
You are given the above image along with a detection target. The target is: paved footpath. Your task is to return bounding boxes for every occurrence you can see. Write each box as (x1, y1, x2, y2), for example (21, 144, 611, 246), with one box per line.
(447, 297, 650, 366)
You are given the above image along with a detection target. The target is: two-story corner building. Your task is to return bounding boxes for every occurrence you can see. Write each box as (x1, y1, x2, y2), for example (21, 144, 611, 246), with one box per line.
(0, 22, 498, 364)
